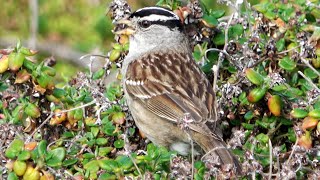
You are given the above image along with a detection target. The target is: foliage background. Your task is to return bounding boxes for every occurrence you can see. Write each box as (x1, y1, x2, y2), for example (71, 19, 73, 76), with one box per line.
(0, 0, 319, 179)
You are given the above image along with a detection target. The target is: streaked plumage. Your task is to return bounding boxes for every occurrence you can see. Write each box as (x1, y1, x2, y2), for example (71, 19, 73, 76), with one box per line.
(120, 6, 241, 175)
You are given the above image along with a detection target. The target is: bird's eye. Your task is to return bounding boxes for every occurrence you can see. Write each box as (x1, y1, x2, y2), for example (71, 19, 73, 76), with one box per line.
(139, 20, 151, 28)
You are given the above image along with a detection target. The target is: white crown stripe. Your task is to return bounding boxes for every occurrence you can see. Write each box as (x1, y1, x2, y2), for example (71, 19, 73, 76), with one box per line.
(140, 14, 178, 21)
(135, 7, 179, 19)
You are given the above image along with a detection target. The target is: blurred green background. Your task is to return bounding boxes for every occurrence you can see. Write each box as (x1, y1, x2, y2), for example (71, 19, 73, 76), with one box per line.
(0, 0, 222, 53)
(0, 0, 235, 82)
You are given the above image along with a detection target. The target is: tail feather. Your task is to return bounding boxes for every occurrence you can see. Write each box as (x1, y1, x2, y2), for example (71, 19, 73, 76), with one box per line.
(192, 132, 242, 175)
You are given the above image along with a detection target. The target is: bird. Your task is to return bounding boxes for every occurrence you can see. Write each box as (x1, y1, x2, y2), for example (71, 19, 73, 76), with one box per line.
(117, 6, 241, 174)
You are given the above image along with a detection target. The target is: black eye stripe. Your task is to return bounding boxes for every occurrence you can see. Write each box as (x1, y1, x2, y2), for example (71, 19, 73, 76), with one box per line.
(148, 20, 183, 31)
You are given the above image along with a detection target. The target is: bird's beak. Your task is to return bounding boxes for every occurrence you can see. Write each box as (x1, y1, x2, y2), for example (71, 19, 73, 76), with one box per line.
(114, 19, 136, 35)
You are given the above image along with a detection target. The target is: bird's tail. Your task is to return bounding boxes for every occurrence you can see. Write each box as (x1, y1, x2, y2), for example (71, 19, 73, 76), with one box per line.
(192, 132, 242, 175)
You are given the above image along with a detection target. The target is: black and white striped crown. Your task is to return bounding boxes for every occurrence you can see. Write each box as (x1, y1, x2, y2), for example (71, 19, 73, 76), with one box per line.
(130, 7, 183, 30)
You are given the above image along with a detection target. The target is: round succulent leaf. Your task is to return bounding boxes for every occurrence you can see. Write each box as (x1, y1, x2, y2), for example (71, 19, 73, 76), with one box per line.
(290, 108, 308, 118)
(113, 139, 124, 149)
(202, 14, 218, 27)
(268, 95, 282, 116)
(308, 109, 320, 119)
(17, 150, 31, 161)
(279, 56, 296, 71)
(7, 172, 19, 180)
(62, 158, 78, 167)
(5, 139, 24, 159)
(13, 160, 27, 176)
(96, 138, 108, 146)
(245, 68, 264, 85)
(84, 160, 100, 174)
(98, 147, 113, 157)
(276, 38, 285, 51)
(23, 165, 40, 180)
(92, 68, 105, 80)
(298, 131, 312, 149)
(302, 116, 319, 131)
(271, 84, 288, 91)
(0, 54, 9, 73)
(247, 87, 267, 103)
(116, 155, 133, 170)
(45, 147, 66, 167)
(304, 68, 318, 79)
(98, 159, 119, 171)
(241, 123, 255, 130)
(25, 103, 41, 118)
(98, 173, 117, 180)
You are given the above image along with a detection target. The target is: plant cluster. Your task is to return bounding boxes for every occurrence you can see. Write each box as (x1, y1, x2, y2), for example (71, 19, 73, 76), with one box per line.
(0, 0, 319, 179)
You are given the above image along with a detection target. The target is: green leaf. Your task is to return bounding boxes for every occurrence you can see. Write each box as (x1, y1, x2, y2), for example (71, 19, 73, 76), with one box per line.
(5, 139, 24, 159)
(96, 138, 108, 146)
(92, 68, 105, 80)
(202, 14, 218, 27)
(309, 109, 320, 119)
(290, 108, 308, 119)
(244, 111, 254, 120)
(210, 10, 225, 18)
(7, 172, 19, 180)
(83, 153, 95, 159)
(102, 118, 116, 136)
(276, 38, 285, 51)
(279, 56, 296, 71)
(242, 123, 254, 130)
(245, 68, 265, 85)
(229, 24, 244, 39)
(116, 155, 133, 170)
(46, 147, 66, 167)
(84, 160, 100, 172)
(62, 158, 78, 166)
(17, 150, 31, 161)
(287, 128, 296, 142)
(279, 117, 292, 125)
(98, 173, 117, 180)
(114, 139, 124, 149)
(256, 133, 269, 144)
(98, 159, 119, 171)
(212, 32, 225, 45)
(272, 84, 288, 91)
(304, 68, 318, 79)
(264, 11, 277, 19)
(98, 147, 113, 157)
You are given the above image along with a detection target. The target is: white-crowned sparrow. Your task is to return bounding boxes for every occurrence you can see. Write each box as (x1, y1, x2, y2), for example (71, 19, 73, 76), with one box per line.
(118, 6, 241, 174)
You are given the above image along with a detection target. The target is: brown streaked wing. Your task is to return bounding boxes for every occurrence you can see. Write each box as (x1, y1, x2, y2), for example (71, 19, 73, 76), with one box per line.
(125, 50, 216, 126)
